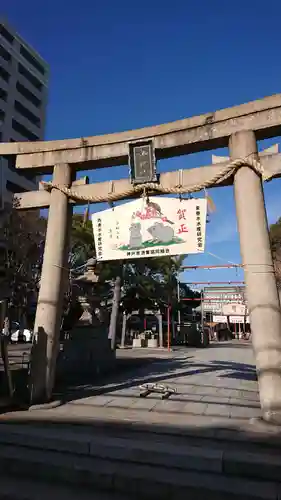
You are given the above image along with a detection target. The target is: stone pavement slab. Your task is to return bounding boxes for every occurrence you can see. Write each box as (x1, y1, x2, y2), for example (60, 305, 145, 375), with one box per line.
(1, 341, 263, 429)
(70, 395, 115, 406)
(56, 341, 260, 423)
(204, 403, 232, 418)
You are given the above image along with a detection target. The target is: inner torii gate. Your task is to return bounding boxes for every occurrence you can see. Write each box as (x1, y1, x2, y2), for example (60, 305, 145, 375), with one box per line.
(1, 93, 281, 422)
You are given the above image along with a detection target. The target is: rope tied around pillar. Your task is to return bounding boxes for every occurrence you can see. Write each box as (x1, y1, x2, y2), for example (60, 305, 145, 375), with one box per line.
(40, 156, 270, 204)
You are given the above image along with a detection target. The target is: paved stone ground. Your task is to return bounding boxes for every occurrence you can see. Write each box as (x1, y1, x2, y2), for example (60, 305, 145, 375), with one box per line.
(0, 341, 263, 428)
(28, 340, 260, 426)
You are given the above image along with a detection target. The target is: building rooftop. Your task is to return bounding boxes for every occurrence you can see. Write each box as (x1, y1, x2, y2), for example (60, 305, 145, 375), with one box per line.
(0, 18, 49, 78)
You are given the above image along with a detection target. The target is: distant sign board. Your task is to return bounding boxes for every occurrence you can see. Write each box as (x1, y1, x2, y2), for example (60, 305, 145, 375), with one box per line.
(222, 303, 246, 316)
(229, 316, 245, 324)
(203, 286, 246, 314)
(92, 197, 207, 262)
(213, 315, 227, 323)
(203, 303, 222, 313)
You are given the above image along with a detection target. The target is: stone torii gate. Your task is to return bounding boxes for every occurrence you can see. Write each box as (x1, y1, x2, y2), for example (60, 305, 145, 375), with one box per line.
(1, 93, 281, 422)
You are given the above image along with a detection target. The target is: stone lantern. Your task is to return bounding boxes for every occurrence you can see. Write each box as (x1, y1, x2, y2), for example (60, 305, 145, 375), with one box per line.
(73, 257, 100, 326)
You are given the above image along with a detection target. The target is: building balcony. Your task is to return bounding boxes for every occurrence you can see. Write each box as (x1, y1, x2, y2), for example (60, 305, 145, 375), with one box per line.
(16, 73, 44, 101)
(12, 111, 40, 141)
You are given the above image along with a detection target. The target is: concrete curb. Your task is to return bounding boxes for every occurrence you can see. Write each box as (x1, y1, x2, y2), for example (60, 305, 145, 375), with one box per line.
(0, 444, 279, 500)
(1, 426, 281, 484)
(1, 408, 281, 447)
(28, 400, 63, 411)
(0, 430, 223, 474)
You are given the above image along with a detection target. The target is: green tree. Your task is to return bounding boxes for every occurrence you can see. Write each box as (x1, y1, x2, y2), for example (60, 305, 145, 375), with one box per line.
(121, 256, 185, 313)
(177, 282, 201, 317)
(70, 214, 95, 268)
(4, 209, 47, 323)
(269, 217, 281, 289)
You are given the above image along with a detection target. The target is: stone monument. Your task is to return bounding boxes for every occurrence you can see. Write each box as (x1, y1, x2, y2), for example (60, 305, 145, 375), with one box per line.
(56, 258, 116, 383)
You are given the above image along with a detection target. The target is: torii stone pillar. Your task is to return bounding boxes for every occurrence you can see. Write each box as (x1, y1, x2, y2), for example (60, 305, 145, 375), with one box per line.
(108, 275, 122, 350)
(229, 131, 281, 423)
(120, 311, 126, 348)
(156, 311, 163, 348)
(29, 164, 73, 404)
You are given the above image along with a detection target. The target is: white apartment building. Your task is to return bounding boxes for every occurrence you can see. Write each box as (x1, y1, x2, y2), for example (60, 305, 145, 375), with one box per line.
(0, 19, 49, 199)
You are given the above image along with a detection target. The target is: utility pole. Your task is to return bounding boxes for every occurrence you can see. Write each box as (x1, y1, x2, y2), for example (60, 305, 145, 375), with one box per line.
(200, 289, 204, 330)
(108, 263, 123, 350)
(108, 275, 122, 350)
(177, 278, 181, 326)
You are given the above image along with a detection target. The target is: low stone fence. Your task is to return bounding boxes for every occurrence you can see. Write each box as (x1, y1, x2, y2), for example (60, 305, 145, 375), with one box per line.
(56, 325, 116, 383)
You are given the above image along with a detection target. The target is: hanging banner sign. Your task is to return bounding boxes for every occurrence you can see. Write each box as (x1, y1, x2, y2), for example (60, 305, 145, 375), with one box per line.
(222, 303, 246, 316)
(213, 315, 228, 323)
(229, 315, 245, 324)
(92, 196, 207, 261)
(203, 287, 246, 314)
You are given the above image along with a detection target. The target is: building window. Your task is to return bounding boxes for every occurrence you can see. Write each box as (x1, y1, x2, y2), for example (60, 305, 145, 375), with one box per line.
(18, 63, 42, 91)
(16, 81, 41, 108)
(0, 44, 11, 62)
(0, 87, 8, 101)
(6, 180, 28, 194)
(0, 65, 10, 82)
(12, 118, 39, 141)
(14, 100, 41, 128)
(0, 24, 14, 44)
(0, 132, 2, 142)
(0, 108, 5, 123)
(20, 45, 45, 76)
(5, 155, 16, 172)
(14, 168, 37, 181)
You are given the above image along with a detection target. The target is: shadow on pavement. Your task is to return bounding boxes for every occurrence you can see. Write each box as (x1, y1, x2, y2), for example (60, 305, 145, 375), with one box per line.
(1, 348, 258, 411)
(51, 355, 258, 407)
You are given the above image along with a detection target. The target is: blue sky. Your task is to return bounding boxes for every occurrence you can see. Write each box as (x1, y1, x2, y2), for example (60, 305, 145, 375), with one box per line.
(4, 0, 281, 288)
